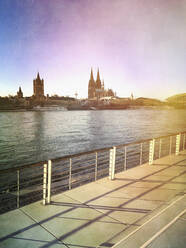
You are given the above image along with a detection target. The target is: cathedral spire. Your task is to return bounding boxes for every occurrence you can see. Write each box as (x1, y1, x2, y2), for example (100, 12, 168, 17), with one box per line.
(90, 68, 94, 81)
(96, 68, 100, 82)
(96, 68, 101, 89)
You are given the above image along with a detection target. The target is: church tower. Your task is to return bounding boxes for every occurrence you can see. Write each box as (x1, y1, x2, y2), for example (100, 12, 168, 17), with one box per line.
(17, 86, 23, 98)
(33, 72, 44, 100)
(88, 68, 95, 99)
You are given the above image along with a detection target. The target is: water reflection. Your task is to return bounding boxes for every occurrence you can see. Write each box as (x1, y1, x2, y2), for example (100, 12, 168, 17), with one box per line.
(31, 112, 45, 161)
(0, 109, 186, 169)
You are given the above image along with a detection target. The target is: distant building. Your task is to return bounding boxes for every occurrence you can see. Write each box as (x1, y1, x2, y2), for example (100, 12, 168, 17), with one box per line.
(33, 72, 44, 100)
(88, 68, 115, 100)
(17, 86, 23, 98)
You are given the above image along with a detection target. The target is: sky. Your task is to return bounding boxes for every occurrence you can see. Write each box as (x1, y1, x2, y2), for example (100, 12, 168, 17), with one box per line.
(0, 0, 186, 99)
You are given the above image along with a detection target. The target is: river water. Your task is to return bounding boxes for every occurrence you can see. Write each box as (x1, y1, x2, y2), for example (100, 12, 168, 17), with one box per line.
(0, 109, 186, 170)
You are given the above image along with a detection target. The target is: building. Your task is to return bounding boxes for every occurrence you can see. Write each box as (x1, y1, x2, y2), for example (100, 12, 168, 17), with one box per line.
(17, 86, 23, 98)
(88, 68, 115, 100)
(33, 72, 44, 100)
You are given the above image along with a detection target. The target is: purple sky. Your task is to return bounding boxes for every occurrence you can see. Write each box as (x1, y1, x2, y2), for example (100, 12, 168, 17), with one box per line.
(0, 0, 186, 99)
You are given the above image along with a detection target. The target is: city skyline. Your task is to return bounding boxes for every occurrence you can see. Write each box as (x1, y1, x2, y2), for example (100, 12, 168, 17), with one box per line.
(1, 0, 186, 99)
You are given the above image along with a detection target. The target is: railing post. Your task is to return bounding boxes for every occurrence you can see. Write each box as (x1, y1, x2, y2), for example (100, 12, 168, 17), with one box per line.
(47, 160, 52, 204)
(169, 136, 172, 155)
(69, 158, 72, 190)
(95, 152, 98, 181)
(43, 163, 47, 205)
(17, 169, 20, 208)
(109, 146, 116, 180)
(124, 146, 127, 170)
(176, 133, 181, 155)
(182, 133, 185, 151)
(140, 143, 143, 165)
(149, 139, 155, 165)
(159, 138, 162, 158)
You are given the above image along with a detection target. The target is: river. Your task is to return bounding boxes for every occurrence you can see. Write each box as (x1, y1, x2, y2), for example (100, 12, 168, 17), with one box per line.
(0, 109, 186, 170)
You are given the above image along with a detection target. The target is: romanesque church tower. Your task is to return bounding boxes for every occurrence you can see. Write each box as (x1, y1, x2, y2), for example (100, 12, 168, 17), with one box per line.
(17, 86, 23, 98)
(33, 72, 44, 100)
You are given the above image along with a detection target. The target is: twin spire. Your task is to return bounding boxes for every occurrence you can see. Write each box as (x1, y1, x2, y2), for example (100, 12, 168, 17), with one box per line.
(88, 67, 115, 99)
(90, 68, 101, 83)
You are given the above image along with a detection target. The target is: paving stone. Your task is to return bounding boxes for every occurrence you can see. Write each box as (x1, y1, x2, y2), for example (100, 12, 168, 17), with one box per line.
(145, 175, 174, 182)
(0, 209, 67, 248)
(57, 206, 118, 223)
(62, 216, 126, 247)
(104, 225, 138, 245)
(87, 195, 129, 210)
(95, 177, 132, 189)
(172, 175, 186, 183)
(153, 155, 185, 165)
(168, 166, 186, 172)
(160, 183, 186, 191)
(103, 191, 131, 199)
(115, 165, 163, 180)
(22, 194, 80, 222)
(129, 181, 161, 189)
(117, 186, 149, 198)
(101, 210, 146, 225)
(155, 169, 185, 177)
(140, 188, 179, 201)
(124, 199, 163, 210)
(176, 160, 186, 166)
(64, 182, 111, 203)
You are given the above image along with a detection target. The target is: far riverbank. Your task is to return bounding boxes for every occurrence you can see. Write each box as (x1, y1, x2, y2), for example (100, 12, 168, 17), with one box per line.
(0, 103, 177, 112)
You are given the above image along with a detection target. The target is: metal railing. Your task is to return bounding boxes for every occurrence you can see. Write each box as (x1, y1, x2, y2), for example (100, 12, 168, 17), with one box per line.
(0, 131, 185, 214)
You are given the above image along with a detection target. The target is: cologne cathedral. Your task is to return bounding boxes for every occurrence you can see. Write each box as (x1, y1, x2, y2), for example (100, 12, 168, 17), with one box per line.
(88, 68, 115, 100)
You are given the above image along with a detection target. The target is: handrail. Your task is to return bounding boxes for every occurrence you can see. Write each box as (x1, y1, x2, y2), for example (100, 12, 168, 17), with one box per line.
(0, 160, 47, 174)
(0, 130, 185, 214)
(0, 130, 185, 174)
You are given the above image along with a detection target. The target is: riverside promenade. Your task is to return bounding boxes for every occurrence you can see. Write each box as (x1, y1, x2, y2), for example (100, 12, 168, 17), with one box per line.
(0, 151, 186, 248)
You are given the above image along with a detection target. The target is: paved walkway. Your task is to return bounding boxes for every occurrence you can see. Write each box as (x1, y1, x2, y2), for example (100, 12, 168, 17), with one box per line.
(0, 151, 186, 248)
